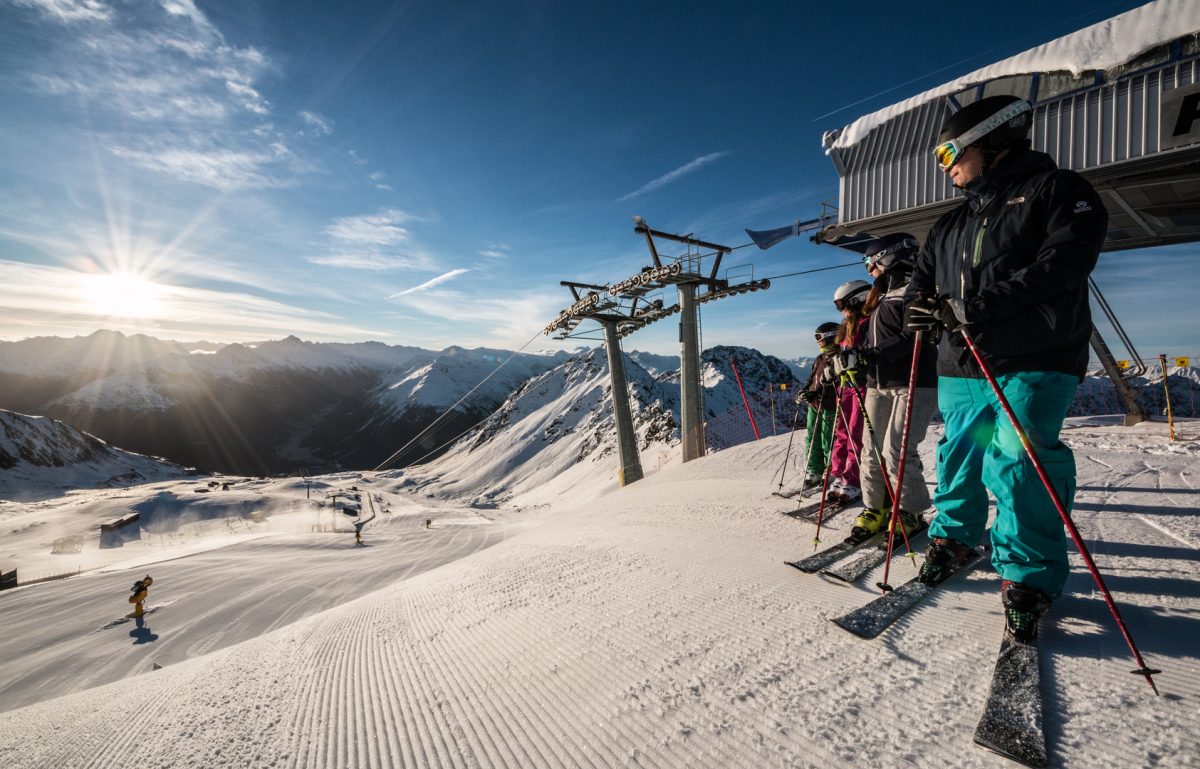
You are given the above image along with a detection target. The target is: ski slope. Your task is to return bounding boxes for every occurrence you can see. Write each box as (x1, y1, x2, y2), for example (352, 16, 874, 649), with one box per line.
(0, 417, 1197, 768)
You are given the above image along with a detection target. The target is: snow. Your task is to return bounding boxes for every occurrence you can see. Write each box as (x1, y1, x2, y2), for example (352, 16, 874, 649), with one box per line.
(1, 416, 1197, 768)
(371, 347, 564, 414)
(825, 0, 1200, 151)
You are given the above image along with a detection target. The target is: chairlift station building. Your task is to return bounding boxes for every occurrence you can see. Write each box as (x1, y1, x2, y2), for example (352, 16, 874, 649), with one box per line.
(816, 0, 1200, 420)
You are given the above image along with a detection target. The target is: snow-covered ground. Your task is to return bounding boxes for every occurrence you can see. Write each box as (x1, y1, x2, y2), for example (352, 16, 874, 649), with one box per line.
(0, 417, 1197, 768)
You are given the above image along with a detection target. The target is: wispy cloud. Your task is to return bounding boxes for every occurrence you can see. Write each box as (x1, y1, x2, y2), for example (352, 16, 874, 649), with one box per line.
(388, 269, 470, 297)
(367, 171, 392, 191)
(226, 80, 269, 114)
(11, 0, 112, 23)
(11, 0, 295, 191)
(310, 209, 438, 271)
(478, 243, 511, 259)
(299, 111, 332, 136)
(323, 210, 414, 246)
(109, 145, 285, 190)
(618, 151, 732, 201)
(308, 254, 421, 271)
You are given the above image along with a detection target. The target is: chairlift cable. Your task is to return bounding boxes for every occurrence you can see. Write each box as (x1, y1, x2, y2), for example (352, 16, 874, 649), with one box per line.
(372, 328, 544, 471)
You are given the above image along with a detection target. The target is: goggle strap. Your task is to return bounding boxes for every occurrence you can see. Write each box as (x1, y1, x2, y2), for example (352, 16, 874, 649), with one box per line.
(865, 238, 919, 265)
(940, 100, 1032, 160)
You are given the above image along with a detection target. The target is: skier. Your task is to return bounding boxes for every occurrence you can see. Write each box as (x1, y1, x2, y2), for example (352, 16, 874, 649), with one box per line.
(839, 234, 939, 543)
(794, 321, 840, 491)
(825, 280, 871, 503)
(903, 94, 1107, 640)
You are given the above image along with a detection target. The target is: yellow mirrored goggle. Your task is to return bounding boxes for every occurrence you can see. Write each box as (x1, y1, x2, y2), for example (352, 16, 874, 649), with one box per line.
(933, 140, 963, 171)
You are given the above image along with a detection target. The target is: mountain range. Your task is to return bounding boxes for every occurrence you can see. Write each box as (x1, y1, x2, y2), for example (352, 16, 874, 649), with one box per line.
(0, 331, 569, 475)
(0, 331, 807, 479)
(2, 330, 1194, 489)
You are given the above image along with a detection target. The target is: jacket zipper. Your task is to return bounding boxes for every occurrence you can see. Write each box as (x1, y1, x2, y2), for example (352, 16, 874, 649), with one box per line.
(959, 214, 990, 297)
(973, 216, 990, 268)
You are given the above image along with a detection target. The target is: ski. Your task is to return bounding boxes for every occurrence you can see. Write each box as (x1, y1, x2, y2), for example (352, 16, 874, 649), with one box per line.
(972, 633, 1046, 768)
(823, 525, 929, 584)
(830, 546, 986, 639)
(785, 530, 883, 573)
(771, 480, 821, 501)
(785, 495, 857, 523)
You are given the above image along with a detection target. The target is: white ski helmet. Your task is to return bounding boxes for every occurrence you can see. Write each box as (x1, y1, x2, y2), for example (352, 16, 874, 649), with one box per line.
(833, 279, 871, 310)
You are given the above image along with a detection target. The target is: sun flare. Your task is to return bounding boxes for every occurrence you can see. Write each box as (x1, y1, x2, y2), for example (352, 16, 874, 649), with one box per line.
(82, 272, 167, 319)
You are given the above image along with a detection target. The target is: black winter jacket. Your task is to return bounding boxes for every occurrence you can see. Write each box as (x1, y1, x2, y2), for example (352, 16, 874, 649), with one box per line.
(904, 149, 1106, 379)
(863, 271, 938, 389)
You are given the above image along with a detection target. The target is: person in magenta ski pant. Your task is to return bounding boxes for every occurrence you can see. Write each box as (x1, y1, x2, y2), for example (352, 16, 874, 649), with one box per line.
(826, 279, 872, 503)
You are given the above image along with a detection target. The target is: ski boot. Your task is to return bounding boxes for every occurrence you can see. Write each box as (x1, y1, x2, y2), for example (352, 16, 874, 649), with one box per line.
(898, 509, 926, 536)
(848, 508, 886, 543)
(917, 537, 972, 585)
(1001, 580, 1052, 642)
(828, 483, 861, 504)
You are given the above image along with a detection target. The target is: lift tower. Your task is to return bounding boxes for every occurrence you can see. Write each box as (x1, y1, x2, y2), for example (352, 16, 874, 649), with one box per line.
(546, 218, 770, 482)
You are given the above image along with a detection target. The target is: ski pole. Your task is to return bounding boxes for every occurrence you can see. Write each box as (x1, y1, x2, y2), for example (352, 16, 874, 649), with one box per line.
(790, 398, 822, 495)
(774, 395, 807, 490)
(878, 331, 925, 592)
(960, 328, 1161, 694)
(811, 383, 844, 546)
(842, 370, 902, 514)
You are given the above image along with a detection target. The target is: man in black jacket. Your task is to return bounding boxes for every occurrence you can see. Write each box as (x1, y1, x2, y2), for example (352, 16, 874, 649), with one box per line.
(903, 94, 1107, 641)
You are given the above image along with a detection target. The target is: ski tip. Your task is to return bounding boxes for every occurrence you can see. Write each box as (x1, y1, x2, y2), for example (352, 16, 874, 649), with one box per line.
(972, 736, 1047, 768)
(830, 616, 883, 640)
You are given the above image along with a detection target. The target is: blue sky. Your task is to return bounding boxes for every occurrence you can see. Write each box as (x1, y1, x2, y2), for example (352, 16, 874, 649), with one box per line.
(0, 0, 1196, 360)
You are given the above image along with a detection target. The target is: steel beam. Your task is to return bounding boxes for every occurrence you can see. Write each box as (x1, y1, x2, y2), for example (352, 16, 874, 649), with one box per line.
(1090, 325, 1148, 425)
(677, 283, 705, 462)
(600, 320, 644, 485)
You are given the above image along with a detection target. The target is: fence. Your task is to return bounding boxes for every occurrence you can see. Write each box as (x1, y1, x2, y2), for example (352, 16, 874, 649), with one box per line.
(701, 366, 1199, 457)
(704, 384, 808, 453)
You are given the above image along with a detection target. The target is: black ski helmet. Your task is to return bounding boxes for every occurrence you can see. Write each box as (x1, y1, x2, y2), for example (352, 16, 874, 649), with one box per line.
(863, 233, 919, 272)
(814, 321, 839, 344)
(935, 94, 1032, 170)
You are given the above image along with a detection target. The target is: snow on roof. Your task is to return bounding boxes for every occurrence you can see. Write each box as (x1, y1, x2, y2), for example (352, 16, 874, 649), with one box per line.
(825, 0, 1200, 152)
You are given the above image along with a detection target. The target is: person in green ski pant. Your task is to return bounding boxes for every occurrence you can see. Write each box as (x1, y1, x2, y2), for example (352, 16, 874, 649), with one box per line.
(796, 322, 840, 489)
(903, 94, 1107, 641)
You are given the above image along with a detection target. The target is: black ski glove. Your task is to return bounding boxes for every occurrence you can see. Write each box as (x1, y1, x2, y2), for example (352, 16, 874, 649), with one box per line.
(905, 295, 971, 333)
(831, 348, 863, 377)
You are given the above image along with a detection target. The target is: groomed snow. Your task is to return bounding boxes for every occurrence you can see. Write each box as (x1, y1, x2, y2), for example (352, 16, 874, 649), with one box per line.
(826, 0, 1200, 151)
(0, 417, 1197, 768)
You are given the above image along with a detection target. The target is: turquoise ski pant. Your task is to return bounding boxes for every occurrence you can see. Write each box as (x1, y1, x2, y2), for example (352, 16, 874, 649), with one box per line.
(805, 404, 835, 478)
(929, 372, 1080, 598)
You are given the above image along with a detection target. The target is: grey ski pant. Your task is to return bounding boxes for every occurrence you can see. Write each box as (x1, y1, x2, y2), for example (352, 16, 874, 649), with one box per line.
(860, 386, 938, 512)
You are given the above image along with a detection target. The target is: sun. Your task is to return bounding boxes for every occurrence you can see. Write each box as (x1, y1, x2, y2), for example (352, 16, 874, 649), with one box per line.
(82, 271, 167, 318)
